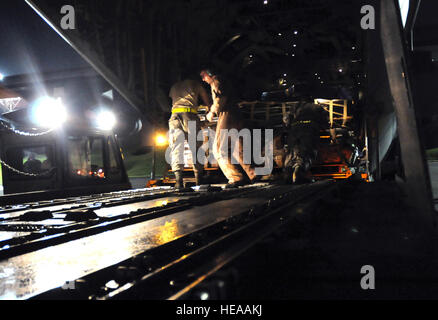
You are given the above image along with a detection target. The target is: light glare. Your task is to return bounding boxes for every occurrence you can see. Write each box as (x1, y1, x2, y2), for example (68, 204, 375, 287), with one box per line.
(200, 292, 209, 300)
(155, 133, 168, 146)
(96, 110, 116, 131)
(32, 96, 67, 128)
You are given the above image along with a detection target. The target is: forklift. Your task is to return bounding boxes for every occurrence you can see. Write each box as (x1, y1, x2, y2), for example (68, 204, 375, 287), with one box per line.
(0, 89, 131, 205)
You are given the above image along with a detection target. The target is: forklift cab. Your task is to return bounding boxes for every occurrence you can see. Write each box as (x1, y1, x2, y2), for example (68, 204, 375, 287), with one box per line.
(0, 112, 131, 203)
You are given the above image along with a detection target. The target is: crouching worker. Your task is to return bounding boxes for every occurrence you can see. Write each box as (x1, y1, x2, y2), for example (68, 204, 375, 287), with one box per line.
(284, 101, 326, 183)
(168, 77, 211, 189)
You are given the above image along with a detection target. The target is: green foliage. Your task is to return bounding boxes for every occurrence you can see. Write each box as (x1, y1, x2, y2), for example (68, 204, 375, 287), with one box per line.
(122, 147, 169, 178)
(426, 148, 438, 160)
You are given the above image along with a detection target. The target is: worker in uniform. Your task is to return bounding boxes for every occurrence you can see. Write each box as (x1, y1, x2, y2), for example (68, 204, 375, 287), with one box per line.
(23, 153, 42, 174)
(284, 101, 326, 183)
(200, 69, 257, 188)
(168, 78, 211, 189)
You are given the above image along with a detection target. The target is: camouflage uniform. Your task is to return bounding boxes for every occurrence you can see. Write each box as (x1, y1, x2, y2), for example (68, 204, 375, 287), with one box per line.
(284, 102, 326, 182)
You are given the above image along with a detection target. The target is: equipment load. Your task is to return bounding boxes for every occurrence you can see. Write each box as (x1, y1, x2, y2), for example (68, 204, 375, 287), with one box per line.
(153, 97, 368, 188)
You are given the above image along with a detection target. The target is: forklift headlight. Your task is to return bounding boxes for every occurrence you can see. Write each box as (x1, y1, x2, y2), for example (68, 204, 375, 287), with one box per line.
(96, 110, 116, 131)
(31, 96, 67, 128)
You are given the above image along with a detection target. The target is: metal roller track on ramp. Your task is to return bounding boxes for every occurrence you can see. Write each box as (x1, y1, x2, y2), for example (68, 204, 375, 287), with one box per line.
(0, 181, 337, 299)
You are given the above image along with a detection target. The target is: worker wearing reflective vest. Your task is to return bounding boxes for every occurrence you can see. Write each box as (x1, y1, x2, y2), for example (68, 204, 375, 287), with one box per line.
(200, 69, 257, 188)
(168, 78, 210, 189)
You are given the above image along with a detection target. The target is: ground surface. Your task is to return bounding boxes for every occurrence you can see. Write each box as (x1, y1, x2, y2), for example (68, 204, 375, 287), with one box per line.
(428, 161, 438, 200)
(229, 181, 438, 300)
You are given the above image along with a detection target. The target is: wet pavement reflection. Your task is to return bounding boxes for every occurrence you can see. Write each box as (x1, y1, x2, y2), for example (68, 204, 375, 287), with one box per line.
(0, 196, 264, 299)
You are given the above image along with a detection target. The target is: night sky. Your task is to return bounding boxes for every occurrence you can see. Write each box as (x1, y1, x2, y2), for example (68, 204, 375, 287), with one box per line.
(0, 0, 87, 77)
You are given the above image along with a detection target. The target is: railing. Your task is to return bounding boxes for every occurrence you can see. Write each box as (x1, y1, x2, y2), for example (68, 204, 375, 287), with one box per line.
(238, 101, 301, 127)
(313, 98, 352, 128)
(237, 99, 353, 128)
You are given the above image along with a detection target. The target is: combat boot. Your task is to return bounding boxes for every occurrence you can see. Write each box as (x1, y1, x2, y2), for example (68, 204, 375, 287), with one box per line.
(174, 170, 183, 189)
(292, 165, 301, 183)
(224, 180, 246, 189)
(292, 163, 312, 184)
(194, 170, 203, 186)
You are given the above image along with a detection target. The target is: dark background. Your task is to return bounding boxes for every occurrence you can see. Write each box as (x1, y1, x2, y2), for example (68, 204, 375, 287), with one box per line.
(0, 0, 87, 77)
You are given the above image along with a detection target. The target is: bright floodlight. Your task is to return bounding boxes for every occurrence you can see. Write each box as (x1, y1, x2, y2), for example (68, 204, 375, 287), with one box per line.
(32, 96, 67, 128)
(96, 110, 116, 131)
(155, 133, 168, 147)
(0, 73, 4, 81)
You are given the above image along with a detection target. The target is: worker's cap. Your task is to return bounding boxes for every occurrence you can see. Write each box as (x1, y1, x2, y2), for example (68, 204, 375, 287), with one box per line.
(200, 69, 214, 77)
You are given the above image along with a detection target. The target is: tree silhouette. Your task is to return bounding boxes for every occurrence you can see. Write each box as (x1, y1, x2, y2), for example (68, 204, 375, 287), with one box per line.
(30, 0, 360, 123)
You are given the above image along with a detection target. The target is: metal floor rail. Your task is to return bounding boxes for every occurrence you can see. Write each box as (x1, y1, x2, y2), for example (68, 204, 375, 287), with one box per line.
(0, 181, 337, 299)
